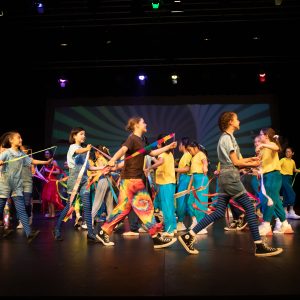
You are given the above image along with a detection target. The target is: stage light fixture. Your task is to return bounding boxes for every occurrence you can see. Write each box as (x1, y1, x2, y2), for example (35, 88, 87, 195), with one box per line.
(58, 78, 68, 88)
(152, 0, 160, 9)
(35, 1, 45, 14)
(137, 74, 147, 86)
(138, 75, 147, 81)
(171, 74, 178, 85)
(258, 73, 266, 83)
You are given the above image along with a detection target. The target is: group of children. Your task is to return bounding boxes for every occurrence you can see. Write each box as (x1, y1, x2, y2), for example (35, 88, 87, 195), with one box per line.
(0, 112, 299, 257)
(224, 129, 299, 237)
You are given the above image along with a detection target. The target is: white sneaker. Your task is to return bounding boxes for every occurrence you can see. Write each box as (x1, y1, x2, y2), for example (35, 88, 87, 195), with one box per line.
(176, 222, 187, 231)
(162, 232, 175, 237)
(273, 222, 294, 234)
(197, 228, 208, 235)
(16, 221, 23, 229)
(81, 222, 88, 230)
(273, 219, 282, 232)
(138, 226, 147, 233)
(122, 231, 139, 236)
(189, 218, 198, 230)
(258, 222, 272, 236)
(287, 210, 300, 220)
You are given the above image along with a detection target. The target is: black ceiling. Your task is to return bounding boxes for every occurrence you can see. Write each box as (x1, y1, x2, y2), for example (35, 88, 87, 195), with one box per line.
(2, 0, 300, 96)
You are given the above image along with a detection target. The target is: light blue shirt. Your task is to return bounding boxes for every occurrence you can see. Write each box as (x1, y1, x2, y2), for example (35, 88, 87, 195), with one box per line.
(217, 132, 241, 168)
(67, 144, 90, 169)
(0, 149, 32, 178)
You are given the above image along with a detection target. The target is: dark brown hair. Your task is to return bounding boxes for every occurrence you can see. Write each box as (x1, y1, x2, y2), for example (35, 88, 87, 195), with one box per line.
(96, 145, 110, 156)
(218, 112, 236, 132)
(260, 127, 282, 152)
(0, 131, 20, 148)
(69, 127, 85, 144)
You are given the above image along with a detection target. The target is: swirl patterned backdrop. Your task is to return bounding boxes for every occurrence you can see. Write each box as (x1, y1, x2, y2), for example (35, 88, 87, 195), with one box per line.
(51, 103, 271, 170)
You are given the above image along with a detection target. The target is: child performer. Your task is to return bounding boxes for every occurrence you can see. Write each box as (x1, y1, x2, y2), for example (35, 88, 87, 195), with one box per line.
(0, 131, 41, 242)
(144, 133, 177, 236)
(97, 116, 178, 249)
(178, 112, 283, 257)
(257, 128, 293, 235)
(174, 137, 192, 231)
(280, 147, 300, 219)
(186, 141, 209, 234)
(52, 127, 108, 243)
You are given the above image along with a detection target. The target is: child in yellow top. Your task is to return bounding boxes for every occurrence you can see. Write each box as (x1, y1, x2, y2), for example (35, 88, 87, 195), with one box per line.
(256, 128, 293, 235)
(174, 137, 192, 231)
(186, 141, 209, 234)
(280, 147, 300, 219)
(145, 134, 177, 236)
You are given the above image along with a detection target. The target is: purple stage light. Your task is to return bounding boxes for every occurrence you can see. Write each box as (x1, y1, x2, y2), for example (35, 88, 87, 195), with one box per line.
(36, 2, 45, 14)
(58, 78, 68, 88)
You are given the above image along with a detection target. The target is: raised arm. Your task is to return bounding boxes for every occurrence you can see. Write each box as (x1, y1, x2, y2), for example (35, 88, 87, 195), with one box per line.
(149, 141, 177, 157)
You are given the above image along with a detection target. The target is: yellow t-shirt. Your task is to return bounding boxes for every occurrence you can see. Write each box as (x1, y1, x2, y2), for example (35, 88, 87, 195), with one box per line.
(280, 157, 296, 175)
(178, 152, 192, 175)
(96, 156, 108, 167)
(155, 152, 176, 185)
(87, 156, 108, 180)
(261, 145, 281, 174)
(190, 151, 207, 174)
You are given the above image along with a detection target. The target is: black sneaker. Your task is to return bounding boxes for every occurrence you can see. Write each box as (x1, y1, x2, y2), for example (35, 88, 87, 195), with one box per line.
(152, 233, 177, 249)
(224, 220, 238, 231)
(98, 229, 115, 246)
(154, 209, 163, 223)
(255, 242, 283, 257)
(52, 229, 63, 241)
(27, 230, 40, 244)
(74, 216, 83, 229)
(113, 222, 124, 232)
(237, 216, 248, 231)
(178, 233, 199, 254)
(87, 234, 101, 243)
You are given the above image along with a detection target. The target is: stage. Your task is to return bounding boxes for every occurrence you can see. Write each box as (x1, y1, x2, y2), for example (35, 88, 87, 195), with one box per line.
(1, 212, 300, 296)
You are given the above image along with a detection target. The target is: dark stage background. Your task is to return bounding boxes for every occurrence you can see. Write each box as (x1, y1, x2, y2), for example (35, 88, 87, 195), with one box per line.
(48, 98, 272, 169)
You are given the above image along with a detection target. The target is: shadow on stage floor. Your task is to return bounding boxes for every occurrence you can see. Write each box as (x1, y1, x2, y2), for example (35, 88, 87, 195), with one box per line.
(1, 211, 300, 297)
